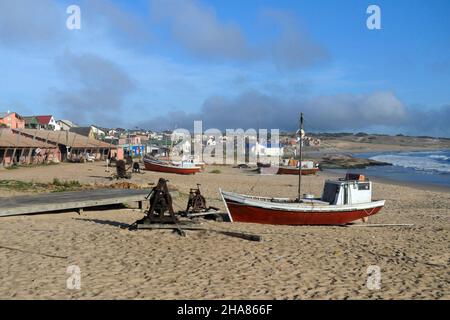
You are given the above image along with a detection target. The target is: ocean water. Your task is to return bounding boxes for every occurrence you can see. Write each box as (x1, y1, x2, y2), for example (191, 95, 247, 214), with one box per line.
(327, 150, 450, 188)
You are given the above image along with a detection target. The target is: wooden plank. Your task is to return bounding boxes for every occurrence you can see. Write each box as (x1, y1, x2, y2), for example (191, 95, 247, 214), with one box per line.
(0, 189, 152, 217)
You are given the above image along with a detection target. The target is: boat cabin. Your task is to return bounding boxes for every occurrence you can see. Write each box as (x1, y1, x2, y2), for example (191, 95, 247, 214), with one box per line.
(321, 174, 372, 205)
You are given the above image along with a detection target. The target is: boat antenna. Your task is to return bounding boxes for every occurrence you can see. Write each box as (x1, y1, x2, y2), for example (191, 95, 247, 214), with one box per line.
(297, 112, 304, 202)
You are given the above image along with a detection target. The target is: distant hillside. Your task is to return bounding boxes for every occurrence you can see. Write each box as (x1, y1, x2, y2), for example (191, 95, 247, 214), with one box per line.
(301, 133, 450, 153)
(282, 132, 450, 167)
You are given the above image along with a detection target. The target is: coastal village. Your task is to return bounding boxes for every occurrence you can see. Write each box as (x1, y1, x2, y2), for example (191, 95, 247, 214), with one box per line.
(2, 109, 449, 171)
(0, 110, 324, 168)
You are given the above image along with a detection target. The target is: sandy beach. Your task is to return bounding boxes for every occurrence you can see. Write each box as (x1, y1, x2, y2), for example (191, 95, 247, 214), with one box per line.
(0, 162, 449, 299)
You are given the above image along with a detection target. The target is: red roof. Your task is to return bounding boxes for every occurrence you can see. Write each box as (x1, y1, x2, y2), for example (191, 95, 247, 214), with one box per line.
(35, 115, 53, 125)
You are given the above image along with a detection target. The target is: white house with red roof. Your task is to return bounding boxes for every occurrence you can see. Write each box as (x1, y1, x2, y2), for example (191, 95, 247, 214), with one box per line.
(33, 115, 61, 130)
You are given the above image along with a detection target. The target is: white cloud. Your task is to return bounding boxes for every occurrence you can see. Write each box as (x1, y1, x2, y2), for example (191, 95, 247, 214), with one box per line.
(151, 0, 251, 60)
(150, 0, 329, 69)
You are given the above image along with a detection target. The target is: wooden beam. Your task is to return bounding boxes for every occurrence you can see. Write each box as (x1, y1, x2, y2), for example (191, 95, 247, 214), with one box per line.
(135, 223, 262, 242)
(217, 230, 262, 242)
(185, 211, 225, 217)
(345, 223, 414, 228)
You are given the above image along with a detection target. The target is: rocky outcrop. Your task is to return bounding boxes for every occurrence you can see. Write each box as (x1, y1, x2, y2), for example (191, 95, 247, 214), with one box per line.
(319, 154, 392, 169)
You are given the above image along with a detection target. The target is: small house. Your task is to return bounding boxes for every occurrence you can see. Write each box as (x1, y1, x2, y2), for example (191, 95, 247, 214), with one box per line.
(34, 115, 61, 130)
(0, 112, 25, 129)
(57, 119, 78, 131)
(23, 116, 40, 129)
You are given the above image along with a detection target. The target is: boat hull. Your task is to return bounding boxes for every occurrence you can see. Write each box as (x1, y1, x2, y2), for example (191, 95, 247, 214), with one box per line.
(277, 167, 319, 175)
(143, 159, 201, 175)
(225, 200, 383, 225)
(221, 192, 384, 225)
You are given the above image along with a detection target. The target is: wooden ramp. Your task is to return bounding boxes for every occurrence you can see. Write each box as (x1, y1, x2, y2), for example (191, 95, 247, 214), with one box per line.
(0, 189, 151, 217)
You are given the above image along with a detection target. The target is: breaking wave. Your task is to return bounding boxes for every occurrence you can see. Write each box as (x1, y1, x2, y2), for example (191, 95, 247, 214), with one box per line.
(429, 155, 450, 161)
(370, 150, 450, 174)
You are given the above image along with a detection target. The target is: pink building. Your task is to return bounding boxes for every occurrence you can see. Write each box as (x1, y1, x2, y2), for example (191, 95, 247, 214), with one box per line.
(127, 135, 141, 145)
(0, 112, 25, 129)
(119, 135, 141, 145)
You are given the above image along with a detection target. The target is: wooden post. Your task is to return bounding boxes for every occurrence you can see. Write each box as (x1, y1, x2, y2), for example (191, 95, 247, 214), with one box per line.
(69, 132, 77, 161)
(11, 148, 17, 165)
(19, 147, 25, 164)
(5, 148, 10, 166)
(0, 130, 5, 165)
(31, 131, 37, 164)
(45, 130, 51, 146)
(17, 130, 25, 164)
(0, 148, 6, 167)
(27, 148, 32, 164)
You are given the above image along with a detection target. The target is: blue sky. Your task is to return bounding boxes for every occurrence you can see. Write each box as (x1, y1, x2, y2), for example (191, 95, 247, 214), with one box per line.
(0, 0, 449, 136)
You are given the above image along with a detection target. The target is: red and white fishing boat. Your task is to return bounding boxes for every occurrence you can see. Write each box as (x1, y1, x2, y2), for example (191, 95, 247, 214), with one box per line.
(220, 174, 385, 225)
(171, 155, 206, 171)
(259, 160, 319, 175)
(143, 156, 201, 175)
(277, 166, 319, 175)
(219, 113, 385, 225)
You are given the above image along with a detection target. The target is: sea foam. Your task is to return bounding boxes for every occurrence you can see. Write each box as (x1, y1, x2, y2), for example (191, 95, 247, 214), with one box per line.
(371, 151, 450, 174)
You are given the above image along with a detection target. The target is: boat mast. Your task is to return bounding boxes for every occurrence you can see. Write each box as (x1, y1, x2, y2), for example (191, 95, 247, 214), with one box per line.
(297, 113, 304, 202)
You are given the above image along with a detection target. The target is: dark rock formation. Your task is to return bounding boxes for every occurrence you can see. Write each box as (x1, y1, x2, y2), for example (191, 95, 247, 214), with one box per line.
(319, 154, 392, 169)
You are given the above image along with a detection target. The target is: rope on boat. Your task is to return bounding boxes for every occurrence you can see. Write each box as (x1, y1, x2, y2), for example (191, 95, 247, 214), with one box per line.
(363, 207, 376, 216)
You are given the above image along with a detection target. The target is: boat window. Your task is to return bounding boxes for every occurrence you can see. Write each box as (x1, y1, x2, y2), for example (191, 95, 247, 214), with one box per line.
(322, 183, 339, 204)
(358, 183, 370, 191)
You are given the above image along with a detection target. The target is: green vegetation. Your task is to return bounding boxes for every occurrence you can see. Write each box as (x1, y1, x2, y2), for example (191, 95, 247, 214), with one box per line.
(210, 169, 222, 174)
(4, 162, 59, 170)
(0, 180, 37, 191)
(51, 178, 82, 192)
(0, 179, 84, 193)
(5, 164, 19, 170)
